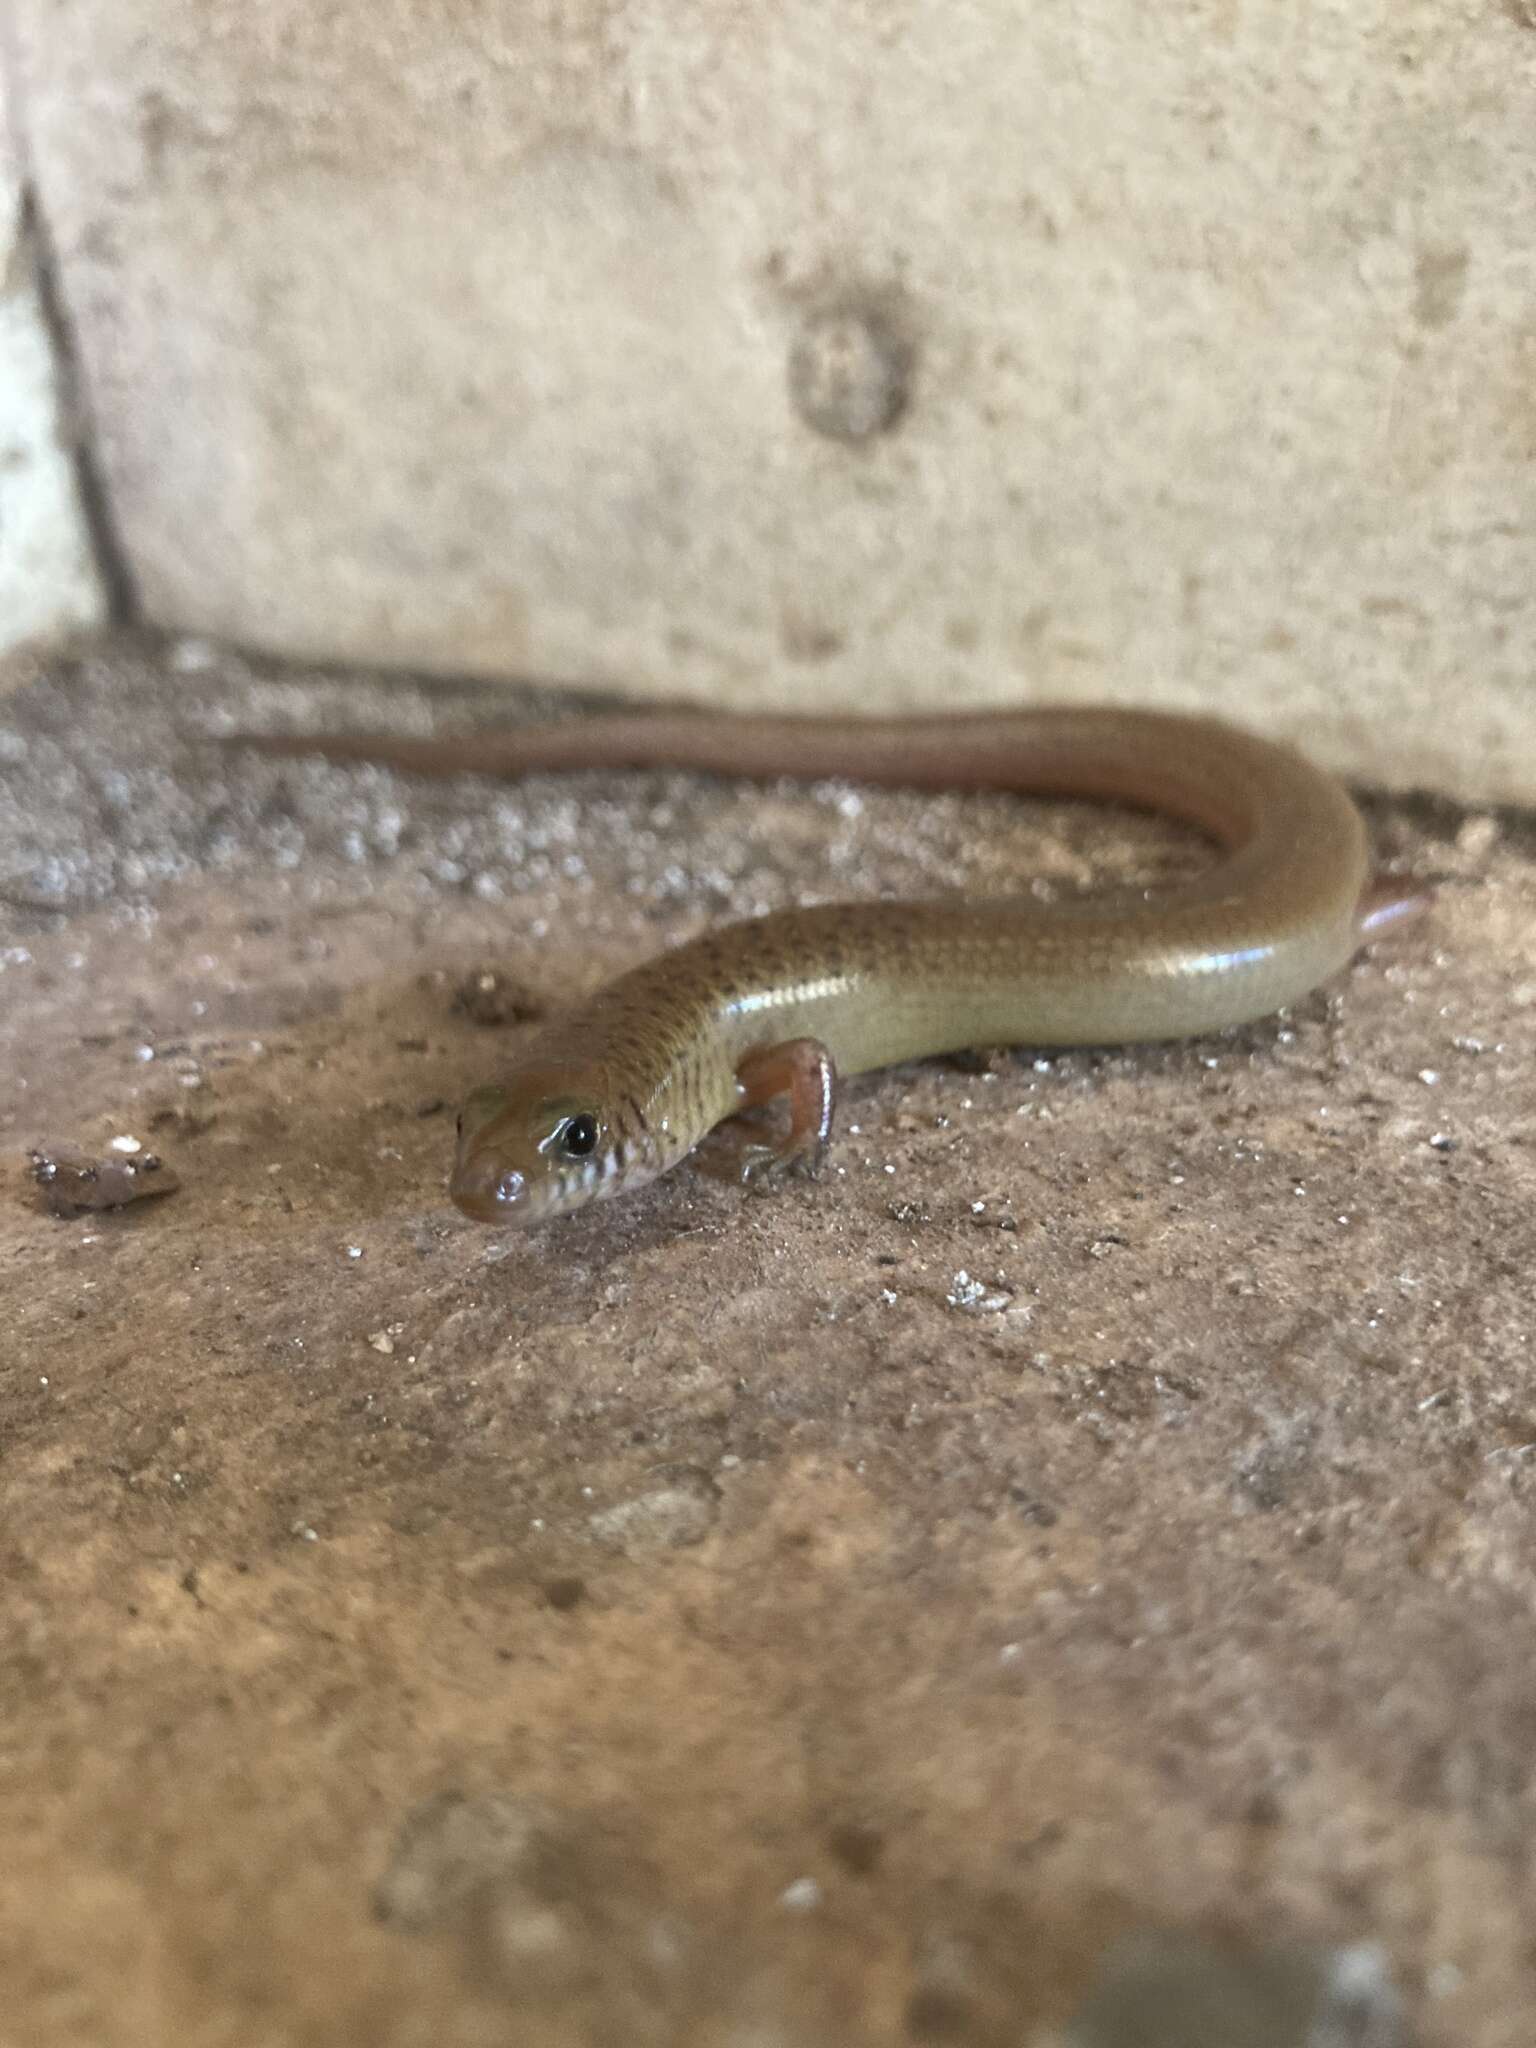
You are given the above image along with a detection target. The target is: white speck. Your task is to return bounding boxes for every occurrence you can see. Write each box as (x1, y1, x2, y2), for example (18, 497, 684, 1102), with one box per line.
(367, 1330, 395, 1355)
(38, 1377, 48, 1387)
(1418, 1069, 1440, 1086)
(346, 1245, 363, 1260)
(719, 1454, 741, 1469)
(170, 635, 218, 672)
(291, 1523, 319, 1542)
(530, 1518, 545, 1531)
(999, 1642, 1024, 1663)
(779, 1878, 822, 1912)
(1417, 1389, 1450, 1412)
(947, 1271, 1014, 1313)
(971, 1200, 987, 1214)
(880, 1288, 898, 1306)
(1454, 814, 1499, 859)
(109, 1134, 142, 1154)
(133, 1044, 156, 1063)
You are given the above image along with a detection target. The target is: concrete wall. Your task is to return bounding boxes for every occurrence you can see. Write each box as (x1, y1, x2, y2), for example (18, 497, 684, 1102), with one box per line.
(0, 64, 105, 658)
(7, 2, 1536, 797)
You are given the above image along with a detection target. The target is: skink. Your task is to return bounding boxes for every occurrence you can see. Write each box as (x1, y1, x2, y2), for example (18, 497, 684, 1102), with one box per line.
(232, 707, 1428, 1226)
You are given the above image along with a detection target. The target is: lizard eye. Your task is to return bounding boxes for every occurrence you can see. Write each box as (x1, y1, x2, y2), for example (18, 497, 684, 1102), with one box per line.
(560, 1113, 599, 1158)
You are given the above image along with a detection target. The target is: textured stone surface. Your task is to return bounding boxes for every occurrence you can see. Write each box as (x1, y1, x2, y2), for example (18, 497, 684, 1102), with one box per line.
(1, 637, 1533, 2045)
(9, 3, 1536, 798)
(1049, 1932, 1405, 2048)
(0, 78, 106, 655)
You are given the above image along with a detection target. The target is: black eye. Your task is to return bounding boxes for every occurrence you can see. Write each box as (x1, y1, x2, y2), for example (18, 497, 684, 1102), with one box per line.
(561, 1113, 599, 1157)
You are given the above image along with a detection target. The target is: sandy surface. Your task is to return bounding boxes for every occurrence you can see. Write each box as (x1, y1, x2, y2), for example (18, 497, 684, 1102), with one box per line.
(1, 636, 1532, 2046)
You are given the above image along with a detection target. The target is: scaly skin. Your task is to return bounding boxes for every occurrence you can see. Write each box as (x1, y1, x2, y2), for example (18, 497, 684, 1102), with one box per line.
(229, 707, 1429, 1225)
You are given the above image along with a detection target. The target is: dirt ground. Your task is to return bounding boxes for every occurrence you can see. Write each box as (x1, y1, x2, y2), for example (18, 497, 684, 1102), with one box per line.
(1, 636, 1532, 2047)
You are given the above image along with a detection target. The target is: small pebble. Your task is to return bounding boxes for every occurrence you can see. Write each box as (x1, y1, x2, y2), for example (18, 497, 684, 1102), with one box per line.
(779, 1877, 822, 1912)
(27, 1140, 179, 1217)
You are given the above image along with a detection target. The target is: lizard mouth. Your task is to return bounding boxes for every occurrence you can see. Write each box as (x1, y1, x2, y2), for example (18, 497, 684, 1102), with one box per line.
(448, 1153, 527, 1224)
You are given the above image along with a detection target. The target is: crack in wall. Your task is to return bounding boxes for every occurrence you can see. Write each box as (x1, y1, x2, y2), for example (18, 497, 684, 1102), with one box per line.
(20, 183, 141, 625)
